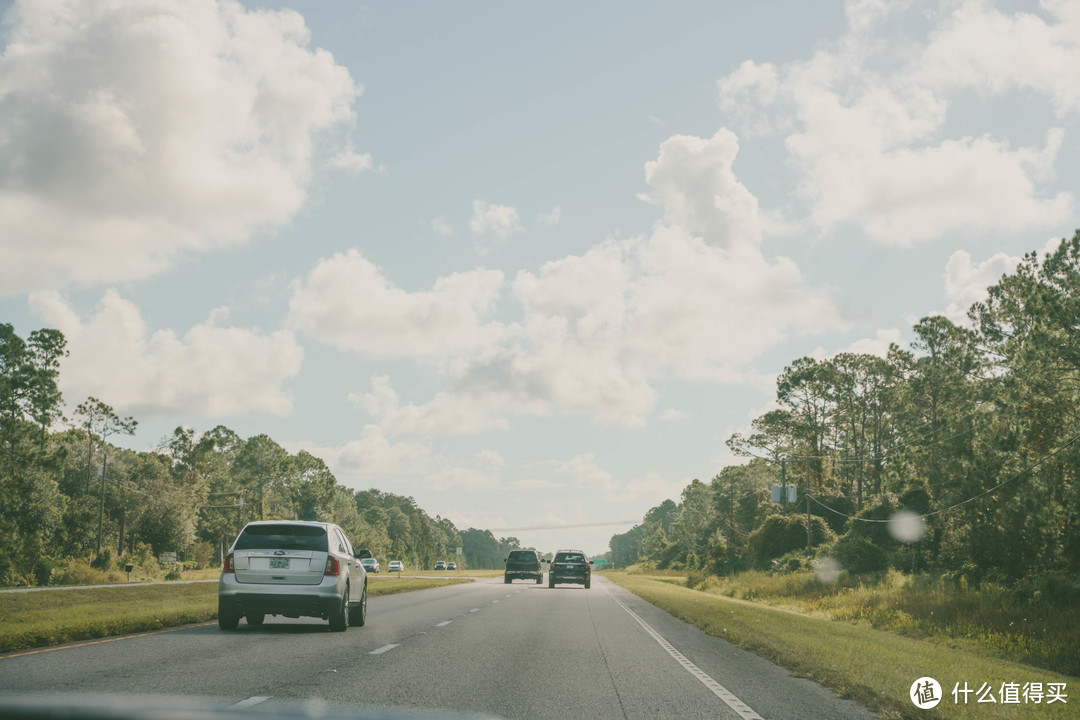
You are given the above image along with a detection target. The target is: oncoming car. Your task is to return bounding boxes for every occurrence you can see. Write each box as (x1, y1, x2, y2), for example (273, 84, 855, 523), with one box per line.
(219, 520, 367, 631)
(387, 560, 404, 572)
(360, 557, 380, 573)
(447, 561, 457, 570)
(434, 560, 447, 570)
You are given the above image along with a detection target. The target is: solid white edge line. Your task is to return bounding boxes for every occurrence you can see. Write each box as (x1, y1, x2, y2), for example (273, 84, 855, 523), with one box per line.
(603, 586, 764, 720)
(368, 643, 400, 655)
(231, 696, 271, 709)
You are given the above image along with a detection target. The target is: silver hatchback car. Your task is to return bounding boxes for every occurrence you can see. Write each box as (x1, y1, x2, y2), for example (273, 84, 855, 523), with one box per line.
(218, 520, 367, 631)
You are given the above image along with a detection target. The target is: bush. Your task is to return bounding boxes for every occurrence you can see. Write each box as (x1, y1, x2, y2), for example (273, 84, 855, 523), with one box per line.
(833, 534, 888, 573)
(165, 568, 182, 581)
(90, 547, 114, 571)
(749, 514, 836, 565)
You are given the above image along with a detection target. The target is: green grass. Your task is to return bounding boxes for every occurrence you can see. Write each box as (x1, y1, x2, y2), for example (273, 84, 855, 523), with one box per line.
(648, 567, 1079, 677)
(607, 571, 1076, 720)
(0, 576, 472, 654)
(366, 576, 471, 595)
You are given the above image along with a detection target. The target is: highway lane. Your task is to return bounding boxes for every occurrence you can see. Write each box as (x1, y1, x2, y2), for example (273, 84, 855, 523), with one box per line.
(0, 575, 879, 719)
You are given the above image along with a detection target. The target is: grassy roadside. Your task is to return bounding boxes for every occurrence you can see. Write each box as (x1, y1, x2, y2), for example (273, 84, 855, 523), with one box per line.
(0, 576, 472, 654)
(605, 572, 1076, 720)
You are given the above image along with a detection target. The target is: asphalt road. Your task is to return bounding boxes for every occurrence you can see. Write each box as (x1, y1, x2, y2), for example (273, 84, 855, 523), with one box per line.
(0, 575, 879, 719)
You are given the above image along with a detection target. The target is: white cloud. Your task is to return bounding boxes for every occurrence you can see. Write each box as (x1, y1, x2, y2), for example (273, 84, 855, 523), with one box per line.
(714, 0, 1076, 246)
(536, 206, 562, 228)
(430, 216, 455, 236)
(842, 328, 903, 358)
(29, 289, 302, 418)
(638, 130, 767, 248)
(287, 249, 510, 359)
(551, 453, 617, 493)
(0, 0, 370, 294)
(658, 408, 687, 422)
(329, 143, 381, 174)
(469, 199, 522, 253)
(289, 430, 505, 492)
(354, 129, 844, 434)
(940, 237, 1062, 323)
(916, 0, 1080, 116)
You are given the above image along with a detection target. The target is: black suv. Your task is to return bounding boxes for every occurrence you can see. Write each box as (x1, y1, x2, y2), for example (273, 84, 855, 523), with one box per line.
(548, 549, 591, 589)
(504, 549, 543, 584)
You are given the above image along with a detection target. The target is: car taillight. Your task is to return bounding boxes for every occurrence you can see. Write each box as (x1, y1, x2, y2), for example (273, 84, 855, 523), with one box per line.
(324, 556, 341, 576)
(223, 552, 234, 573)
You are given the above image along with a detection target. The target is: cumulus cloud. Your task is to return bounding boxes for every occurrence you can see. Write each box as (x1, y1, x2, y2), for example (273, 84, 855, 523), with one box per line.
(469, 200, 522, 253)
(288, 430, 504, 491)
(536, 206, 562, 228)
(29, 289, 302, 418)
(0, 0, 369, 294)
(287, 249, 510, 359)
(940, 237, 1062, 323)
(430, 216, 455, 236)
(715, 0, 1076, 246)
(350, 129, 843, 434)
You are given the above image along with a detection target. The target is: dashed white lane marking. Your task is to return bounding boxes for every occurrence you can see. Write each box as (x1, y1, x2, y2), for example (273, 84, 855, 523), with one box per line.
(435, 620, 452, 627)
(603, 586, 763, 720)
(492, 599, 500, 603)
(368, 644, 400, 655)
(469, 608, 480, 613)
(231, 696, 270, 709)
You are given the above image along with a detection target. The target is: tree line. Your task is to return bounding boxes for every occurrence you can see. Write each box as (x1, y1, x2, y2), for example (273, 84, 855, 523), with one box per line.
(611, 231, 1080, 584)
(0, 326, 523, 584)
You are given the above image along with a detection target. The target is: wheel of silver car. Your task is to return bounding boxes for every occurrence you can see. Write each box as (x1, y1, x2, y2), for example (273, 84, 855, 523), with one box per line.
(349, 584, 367, 627)
(245, 612, 265, 626)
(329, 585, 349, 632)
(218, 599, 239, 630)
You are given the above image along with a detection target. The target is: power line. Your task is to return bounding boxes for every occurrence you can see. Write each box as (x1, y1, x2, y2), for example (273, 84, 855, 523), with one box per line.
(804, 427, 1080, 524)
(488, 519, 640, 532)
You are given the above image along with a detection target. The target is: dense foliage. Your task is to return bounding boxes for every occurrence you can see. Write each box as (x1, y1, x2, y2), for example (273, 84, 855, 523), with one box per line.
(0, 329, 522, 584)
(612, 232, 1080, 584)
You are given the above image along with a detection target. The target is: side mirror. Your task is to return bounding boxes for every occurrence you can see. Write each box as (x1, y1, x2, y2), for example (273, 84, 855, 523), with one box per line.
(356, 549, 372, 560)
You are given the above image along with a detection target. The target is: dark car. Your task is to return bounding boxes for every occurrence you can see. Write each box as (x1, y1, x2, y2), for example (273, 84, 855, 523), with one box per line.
(504, 549, 543, 584)
(548, 549, 591, 589)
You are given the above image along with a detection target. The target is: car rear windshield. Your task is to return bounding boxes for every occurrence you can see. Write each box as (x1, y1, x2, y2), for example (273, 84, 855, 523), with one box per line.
(235, 524, 328, 552)
(555, 553, 585, 563)
(508, 551, 537, 561)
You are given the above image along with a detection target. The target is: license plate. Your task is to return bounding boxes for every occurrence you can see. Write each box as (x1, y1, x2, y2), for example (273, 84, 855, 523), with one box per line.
(269, 558, 290, 569)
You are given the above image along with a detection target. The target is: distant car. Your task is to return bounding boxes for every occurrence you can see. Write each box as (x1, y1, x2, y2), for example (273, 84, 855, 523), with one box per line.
(388, 560, 404, 572)
(359, 557, 380, 573)
(218, 520, 367, 631)
(434, 561, 447, 570)
(447, 561, 457, 570)
(504, 549, 543, 584)
(548, 549, 591, 589)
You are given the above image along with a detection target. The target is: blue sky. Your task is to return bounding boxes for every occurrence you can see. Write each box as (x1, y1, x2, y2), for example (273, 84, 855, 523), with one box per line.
(2, 0, 1077, 554)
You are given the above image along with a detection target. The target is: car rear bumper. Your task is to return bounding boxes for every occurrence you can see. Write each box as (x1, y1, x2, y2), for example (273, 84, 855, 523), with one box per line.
(504, 569, 541, 579)
(550, 573, 588, 583)
(219, 575, 344, 618)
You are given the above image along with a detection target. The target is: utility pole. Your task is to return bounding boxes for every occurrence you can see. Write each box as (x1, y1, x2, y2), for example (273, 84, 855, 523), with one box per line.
(805, 458, 812, 557)
(96, 453, 107, 555)
(780, 460, 787, 515)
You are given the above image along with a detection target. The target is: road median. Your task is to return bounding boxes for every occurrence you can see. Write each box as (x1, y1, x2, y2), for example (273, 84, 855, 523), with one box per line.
(0, 576, 472, 655)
